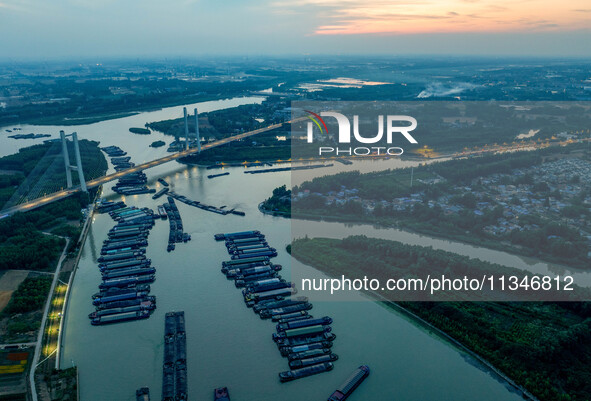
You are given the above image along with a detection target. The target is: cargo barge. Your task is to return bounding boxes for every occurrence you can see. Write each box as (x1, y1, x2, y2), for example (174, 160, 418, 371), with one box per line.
(92, 290, 150, 305)
(136, 387, 150, 401)
(278, 362, 334, 382)
(101, 266, 156, 280)
(244, 164, 333, 175)
(96, 295, 156, 310)
(88, 300, 155, 319)
(91, 310, 150, 325)
(327, 365, 370, 401)
(162, 312, 187, 401)
(260, 302, 312, 319)
(99, 274, 155, 289)
(152, 187, 169, 199)
(274, 332, 336, 347)
(215, 230, 262, 241)
(207, 172, 230, 179)
(287, 347, 333, 361)
(272, 325, 332, 342)
(253, 297, 308, 314)
(214, 229, 338, 381)
(214, 387, 230, 401)
(277, 316, 333, 332)
(168, 191, 243, 216)
(279, 342, 333, 357)
(289, 353, 338, 369)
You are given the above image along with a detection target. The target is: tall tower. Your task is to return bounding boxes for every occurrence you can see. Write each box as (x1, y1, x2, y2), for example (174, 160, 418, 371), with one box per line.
(60, 130, 73, 188)
(60, 130, 87, 192)
(183, 107, 189, 150)
(194, 108, 201, 152)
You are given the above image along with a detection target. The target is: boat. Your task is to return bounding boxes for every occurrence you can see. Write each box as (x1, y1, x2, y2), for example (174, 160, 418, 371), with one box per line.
(90, 310, 150, 325)
(158, 178, 169, 186)
(101, 266, 156, 280)
(260, 302, 312, 319)
(278, 362, 333, 383)
(207, 172, 230, 179)
(152, 187, 170, 199)
(162, 366, 175, 401)
(175, 365, 187, 400)
(88, 300, 155, 319)
(158, 205, 168, 219)
(277, 316, 333, 332)
(273, 325, 332, 342)
(92, 291, 150, 305)
(327, 365, 370, 401)
(224, 264, 275, 277)
(92, 284, 150, 299)
(98, 251, 144, 263)
(274, 312, 311, 323)
(242, 282, 293, 296)
(253, 297, 308, 314)
(214, 231, 262, 241)
(96, 296, 156, 310)
(234, 273, 279, 287)
(244, 287, 297, 305)
(99, 259, 150, 271)
(274, 332, 336, 347)
(214, 387, 230, 401)
(222, 256, 270, 268)
(136, 387, 150, 401)
(289, 353, 339, 369)
(231, 250, 277, 259)
(279, 341, 334, 357)
(287, 348, 333, 361)
(231, 247, 276, 256)
(99, 275, 155, 289)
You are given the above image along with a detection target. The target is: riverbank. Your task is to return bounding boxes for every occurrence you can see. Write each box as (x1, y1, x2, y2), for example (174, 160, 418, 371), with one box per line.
(290, 236, 591, 401)
(258, 202, 290, 218)
(291, 211, 589, 272)
(1, 94, 226, 127)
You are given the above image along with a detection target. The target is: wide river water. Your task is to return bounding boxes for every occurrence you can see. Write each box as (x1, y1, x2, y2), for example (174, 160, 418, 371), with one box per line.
(1, 99, 586, 400)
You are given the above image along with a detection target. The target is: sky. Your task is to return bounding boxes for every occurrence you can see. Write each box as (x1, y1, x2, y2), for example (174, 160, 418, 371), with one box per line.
(0, 0, 589, 59)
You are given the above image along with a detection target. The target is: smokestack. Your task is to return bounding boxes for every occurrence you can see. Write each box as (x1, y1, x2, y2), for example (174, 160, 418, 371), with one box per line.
(194, 108, 201, 152)
(183, 107, 189, 150)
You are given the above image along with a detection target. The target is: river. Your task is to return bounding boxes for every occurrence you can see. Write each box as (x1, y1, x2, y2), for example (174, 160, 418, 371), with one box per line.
(3, 98, 573, 400)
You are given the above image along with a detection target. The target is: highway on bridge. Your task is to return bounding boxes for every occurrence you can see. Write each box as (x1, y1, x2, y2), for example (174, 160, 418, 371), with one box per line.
(0, 119, 297, 217)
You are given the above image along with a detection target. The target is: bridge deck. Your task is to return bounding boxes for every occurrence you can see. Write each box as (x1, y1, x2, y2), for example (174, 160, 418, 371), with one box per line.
(0, 120, 293, 217)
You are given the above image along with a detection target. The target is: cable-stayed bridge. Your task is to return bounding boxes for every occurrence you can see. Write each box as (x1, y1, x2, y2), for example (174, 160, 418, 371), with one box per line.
(0, 120, 290, 217)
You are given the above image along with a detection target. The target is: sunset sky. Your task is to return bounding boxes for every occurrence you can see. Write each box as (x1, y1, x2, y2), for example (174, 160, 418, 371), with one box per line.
(0, 0, 589, 59)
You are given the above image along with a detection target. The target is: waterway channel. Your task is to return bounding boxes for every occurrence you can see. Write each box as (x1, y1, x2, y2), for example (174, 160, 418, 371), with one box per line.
(2, 99, 582, 400)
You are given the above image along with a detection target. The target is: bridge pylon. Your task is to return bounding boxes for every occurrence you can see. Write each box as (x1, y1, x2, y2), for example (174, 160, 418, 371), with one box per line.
(60, 130, 87, 192)
(183, 107, 189, 150)
(194, 107, 201, 152)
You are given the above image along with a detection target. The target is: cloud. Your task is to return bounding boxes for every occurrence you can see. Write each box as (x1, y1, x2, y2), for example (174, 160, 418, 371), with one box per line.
(274, 0, 591, 35)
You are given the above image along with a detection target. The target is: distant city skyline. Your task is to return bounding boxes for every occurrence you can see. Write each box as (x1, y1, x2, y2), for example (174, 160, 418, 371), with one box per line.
(0, 0, 589, 60)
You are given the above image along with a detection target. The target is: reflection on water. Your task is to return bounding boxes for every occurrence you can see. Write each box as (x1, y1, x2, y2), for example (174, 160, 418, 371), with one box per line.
(48, 99, 527, 400)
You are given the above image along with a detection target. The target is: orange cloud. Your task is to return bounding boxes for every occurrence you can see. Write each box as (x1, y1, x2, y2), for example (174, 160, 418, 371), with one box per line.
(273, 0, 591, 35)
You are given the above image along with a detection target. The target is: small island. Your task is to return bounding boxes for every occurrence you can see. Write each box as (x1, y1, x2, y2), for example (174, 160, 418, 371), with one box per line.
(129, 127, 151, 135)
(260, 184, 291, 216)
(150, 140, 165, 148)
